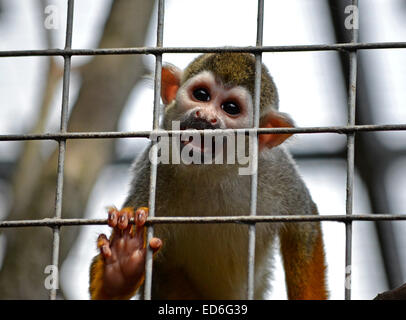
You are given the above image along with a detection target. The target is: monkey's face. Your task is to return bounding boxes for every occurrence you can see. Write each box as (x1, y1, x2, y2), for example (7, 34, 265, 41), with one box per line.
(163, 71, 254, 159)
(161, 56, 294, 163)
(176, 71, 253, 130)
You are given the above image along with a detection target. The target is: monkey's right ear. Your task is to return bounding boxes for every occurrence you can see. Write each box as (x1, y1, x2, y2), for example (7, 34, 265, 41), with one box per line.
(259, 110, 294, 150)
(161, 64, 182, 105)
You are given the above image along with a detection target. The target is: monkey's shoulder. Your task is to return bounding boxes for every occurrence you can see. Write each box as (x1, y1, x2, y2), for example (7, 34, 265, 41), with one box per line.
(258, 146, 316, 215)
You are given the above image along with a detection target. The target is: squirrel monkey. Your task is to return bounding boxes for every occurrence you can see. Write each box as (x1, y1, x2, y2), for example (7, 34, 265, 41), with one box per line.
(89, 53, 328, 300)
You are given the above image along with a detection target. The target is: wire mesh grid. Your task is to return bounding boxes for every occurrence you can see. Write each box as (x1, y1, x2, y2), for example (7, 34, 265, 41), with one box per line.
(0, 0, 406, 300)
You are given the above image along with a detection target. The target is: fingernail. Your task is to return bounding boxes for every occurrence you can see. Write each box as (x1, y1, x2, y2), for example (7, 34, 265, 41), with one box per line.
(137, 214, 145, 225)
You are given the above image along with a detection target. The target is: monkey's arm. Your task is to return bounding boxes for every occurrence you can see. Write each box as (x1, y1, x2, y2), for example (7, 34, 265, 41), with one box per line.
(279, 214, 328, 300)
(89, 207, 162, 300)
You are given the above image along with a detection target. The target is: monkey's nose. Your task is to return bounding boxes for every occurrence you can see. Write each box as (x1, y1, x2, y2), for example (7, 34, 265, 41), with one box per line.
(194, 110, 217, 125)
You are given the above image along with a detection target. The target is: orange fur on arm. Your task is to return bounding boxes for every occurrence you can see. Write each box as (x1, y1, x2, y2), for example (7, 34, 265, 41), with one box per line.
(280, 223, 328, 300)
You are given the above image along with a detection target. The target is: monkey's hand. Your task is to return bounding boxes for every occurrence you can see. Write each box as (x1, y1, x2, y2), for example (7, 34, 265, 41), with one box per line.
(89, 207, 162, 300)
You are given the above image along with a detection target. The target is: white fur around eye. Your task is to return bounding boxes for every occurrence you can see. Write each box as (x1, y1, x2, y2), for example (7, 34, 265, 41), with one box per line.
(176, 70, 254, 128)
(175, 72, 216, 110)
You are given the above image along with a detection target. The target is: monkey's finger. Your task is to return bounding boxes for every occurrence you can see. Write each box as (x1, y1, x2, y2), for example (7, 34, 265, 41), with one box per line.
(117, 208, 131, 231)
(121, 207, 136, 235)
(133, 207, 149, 244)
(135, 207, 149, 228)
(97, 234, 112, 259)
(149, 237, 162, 254)
(107, 207, 118, 228)
(116, 207, 135, 234)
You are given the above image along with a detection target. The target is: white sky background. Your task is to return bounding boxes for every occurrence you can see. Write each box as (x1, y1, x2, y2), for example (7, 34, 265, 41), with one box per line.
(0, 0, 405, 300)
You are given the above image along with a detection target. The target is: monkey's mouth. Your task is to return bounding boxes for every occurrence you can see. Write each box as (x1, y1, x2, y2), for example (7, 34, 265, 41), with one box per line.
(177, 118, 225, 161)
(180, 131, 218, 156)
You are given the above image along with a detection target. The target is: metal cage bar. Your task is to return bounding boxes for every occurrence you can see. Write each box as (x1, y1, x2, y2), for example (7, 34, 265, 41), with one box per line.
(1, 124, 406, 142)
(2, 213, 406, 229)
(49, 0, 74, 300)
(144, 0, 165, 300)
(247, 0, 265, 300)
(1, 41, 406, 57)
(344, 0, 359, 300)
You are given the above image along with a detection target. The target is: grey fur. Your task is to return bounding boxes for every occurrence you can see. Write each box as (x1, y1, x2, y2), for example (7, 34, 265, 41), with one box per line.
(120, 54, 323, 299)
(123, 143, 318, 299)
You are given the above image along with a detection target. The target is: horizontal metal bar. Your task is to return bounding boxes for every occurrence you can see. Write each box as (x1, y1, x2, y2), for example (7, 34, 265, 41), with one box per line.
(1, 123, 406, 141)
(1, 214, 406, 228)
(1, 42, 406, 58)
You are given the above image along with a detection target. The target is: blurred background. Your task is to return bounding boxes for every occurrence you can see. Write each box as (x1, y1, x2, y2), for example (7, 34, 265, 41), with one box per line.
(0, 0, 405, 299)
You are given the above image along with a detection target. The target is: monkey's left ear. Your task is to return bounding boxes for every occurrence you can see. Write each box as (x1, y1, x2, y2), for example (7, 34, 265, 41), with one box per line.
(259, 111, 294, 150)
(161, 64, 182, 105)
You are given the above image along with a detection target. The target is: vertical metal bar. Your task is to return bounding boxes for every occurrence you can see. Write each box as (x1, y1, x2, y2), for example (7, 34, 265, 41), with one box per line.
(49, 0, 74, 300)
(144, 0, 165, 300)
(345, 0, 359, 301)
(247, 0, 264, 300)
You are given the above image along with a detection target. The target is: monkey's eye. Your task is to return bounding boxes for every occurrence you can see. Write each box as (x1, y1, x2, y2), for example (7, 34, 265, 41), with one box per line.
(221, 101, 240, 115)
(193, 88, 210, 102)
